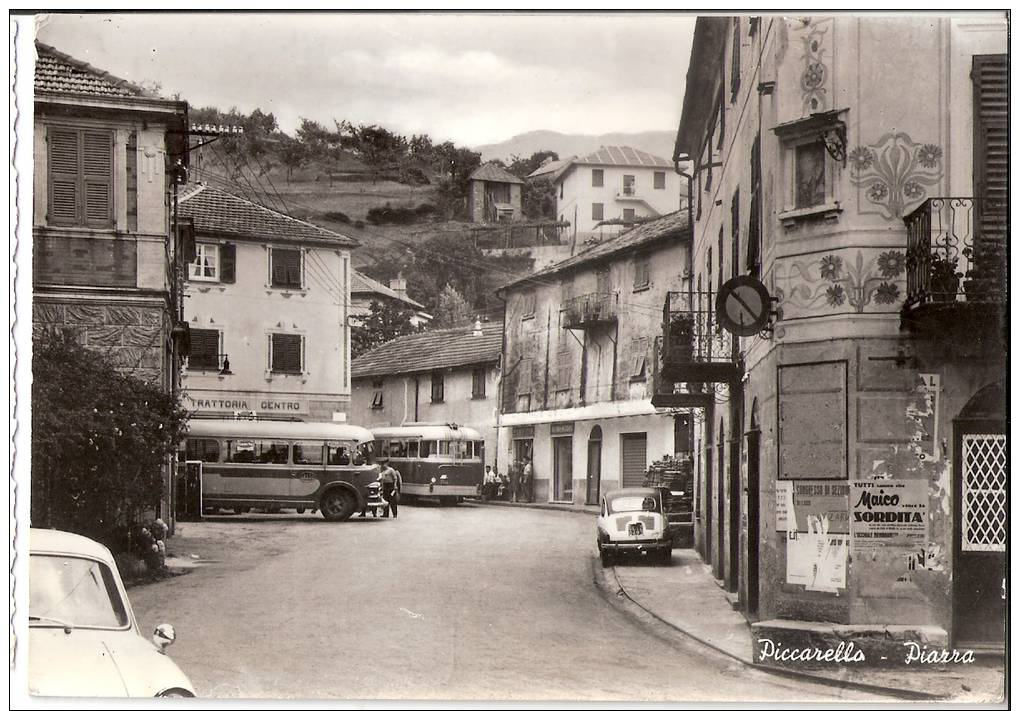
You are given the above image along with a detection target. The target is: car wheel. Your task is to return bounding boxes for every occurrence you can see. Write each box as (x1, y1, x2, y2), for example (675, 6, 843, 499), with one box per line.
(233, 506, 250, 515)
(658, 548, 672, 565)
(599, 546, 613, 567)
(296, 508, 305, 514)
(320, 489, 357, 521)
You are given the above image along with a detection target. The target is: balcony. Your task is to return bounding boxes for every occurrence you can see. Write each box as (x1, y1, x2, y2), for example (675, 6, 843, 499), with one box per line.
(650, 336, 715, 409)
(902, 197, 1006, 344)
(617, 185, 641, 201)
(562, 291, 618, 329)
(656, 291, 738, 384)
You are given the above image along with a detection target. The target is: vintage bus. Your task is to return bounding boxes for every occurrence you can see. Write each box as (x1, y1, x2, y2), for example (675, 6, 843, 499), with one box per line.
(371, 423, 485, 504)
(182, 419, 383, 521)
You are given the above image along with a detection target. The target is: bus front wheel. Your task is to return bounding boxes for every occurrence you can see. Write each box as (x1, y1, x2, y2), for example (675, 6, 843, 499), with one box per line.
(320, 489, 357, 521)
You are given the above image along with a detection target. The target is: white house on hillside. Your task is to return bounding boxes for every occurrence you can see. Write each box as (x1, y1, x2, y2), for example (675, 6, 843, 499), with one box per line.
(529, 146, 682, 246)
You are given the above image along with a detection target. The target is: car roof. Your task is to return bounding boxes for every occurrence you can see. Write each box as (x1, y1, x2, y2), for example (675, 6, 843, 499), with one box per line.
(604, 487, 659, 500)
(30, 528, 115, 564)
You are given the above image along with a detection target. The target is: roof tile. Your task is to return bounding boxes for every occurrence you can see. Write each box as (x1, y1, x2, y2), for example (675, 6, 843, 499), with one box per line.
(34, 42, 152, 98)
(574, 145, 672, 168)
(503, 210, 690, 289)
(179, 184, 358, 247)
(469, 162, 524, 184)
(352, 322, 502, 379)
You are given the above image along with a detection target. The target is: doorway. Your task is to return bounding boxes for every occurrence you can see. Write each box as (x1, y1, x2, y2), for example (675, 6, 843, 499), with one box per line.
(586, 426, 603, 505)
(553, 436, 573, 502)
(953, 381, 1006, 648)
(620, 433, 647, 488)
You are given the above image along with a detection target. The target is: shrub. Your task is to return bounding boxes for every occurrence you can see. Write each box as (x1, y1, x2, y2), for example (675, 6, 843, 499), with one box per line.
(322, 210, 351, 224)
(31, 331, 188, 551)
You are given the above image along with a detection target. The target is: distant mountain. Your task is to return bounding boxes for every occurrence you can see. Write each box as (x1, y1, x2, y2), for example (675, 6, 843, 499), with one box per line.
(474, 129, 677, 164)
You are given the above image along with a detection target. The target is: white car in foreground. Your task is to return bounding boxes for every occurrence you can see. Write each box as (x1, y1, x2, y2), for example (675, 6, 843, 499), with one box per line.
(596, 487, 673, 566)
(28, 528, 196, 698)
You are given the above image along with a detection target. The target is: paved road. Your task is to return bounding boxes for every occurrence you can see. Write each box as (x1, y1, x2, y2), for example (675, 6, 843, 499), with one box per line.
(130, 504, 887, 702)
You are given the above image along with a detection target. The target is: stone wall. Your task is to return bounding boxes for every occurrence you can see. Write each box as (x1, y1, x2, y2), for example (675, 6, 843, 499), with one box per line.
(33, 299, 168, 385)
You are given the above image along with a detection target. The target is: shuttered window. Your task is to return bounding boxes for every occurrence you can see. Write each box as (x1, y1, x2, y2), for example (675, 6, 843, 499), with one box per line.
(629, 337, 648, 379)
(188, 328, 220, 370)
(270, 248, 303, 288)
(621, 433, 647, 487)
(472, 368, 486, 399)
(556, 346, 572, 390)
(270, 333, 303, 373)
(633, 253, 650, 288)
(973, 55, 1007, 265)
(48, 127, 114, 228)
(747, 137, 762, 276)
(431, 372, 445, 403)
(730, 18, 741, 102)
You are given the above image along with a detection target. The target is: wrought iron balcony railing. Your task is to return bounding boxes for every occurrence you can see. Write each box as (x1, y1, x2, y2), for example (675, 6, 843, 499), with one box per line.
(562, 291, 618, 329)
(658, 290, 738, 383)
(903, 197, 1007, 308)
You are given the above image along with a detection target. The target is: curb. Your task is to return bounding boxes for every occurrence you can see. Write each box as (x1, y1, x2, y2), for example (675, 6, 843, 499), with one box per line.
(592, 558, 946, 702)
(465, 500, 598, 516)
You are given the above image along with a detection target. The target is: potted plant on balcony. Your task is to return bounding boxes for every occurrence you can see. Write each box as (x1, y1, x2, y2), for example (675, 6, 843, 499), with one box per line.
(928, 251, 962, 302)
(664, 313, 695, 363)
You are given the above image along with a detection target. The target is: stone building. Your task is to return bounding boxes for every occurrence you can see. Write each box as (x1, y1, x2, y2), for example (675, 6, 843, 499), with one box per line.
(350, 321, 502, 468)
(662, 16, 1007, 659)
(467, 162, 524, 223)
(32, 42, 188, 385)
(178, 184, 358, 421)
(497, 212, 692, 505)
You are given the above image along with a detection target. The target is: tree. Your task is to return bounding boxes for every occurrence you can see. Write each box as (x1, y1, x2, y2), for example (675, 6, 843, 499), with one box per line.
(507, 150, 559, 180)
(521, 177, 558, 220)
(31, 331, 188, 550)
(434, 284, 474, 329)
(278, 134, 308, 183)
(351, 300, 420, 359)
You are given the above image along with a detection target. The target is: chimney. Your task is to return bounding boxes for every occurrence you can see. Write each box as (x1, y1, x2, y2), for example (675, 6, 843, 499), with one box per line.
(389, 274, 407, 299)
(473, 317, 483, 337)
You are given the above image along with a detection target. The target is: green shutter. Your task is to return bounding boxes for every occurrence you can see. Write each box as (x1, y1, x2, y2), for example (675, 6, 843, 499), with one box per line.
(48, 128, 80, 225)
(973, 55, 1008, 286)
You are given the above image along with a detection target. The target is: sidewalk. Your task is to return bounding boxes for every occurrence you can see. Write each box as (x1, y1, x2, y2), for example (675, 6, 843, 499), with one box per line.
(602, 549, 1006, 703)
(468, 499, 600, 516)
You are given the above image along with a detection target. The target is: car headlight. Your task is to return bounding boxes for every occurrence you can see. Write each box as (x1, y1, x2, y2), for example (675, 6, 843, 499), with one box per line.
(157, 688, 194, 698)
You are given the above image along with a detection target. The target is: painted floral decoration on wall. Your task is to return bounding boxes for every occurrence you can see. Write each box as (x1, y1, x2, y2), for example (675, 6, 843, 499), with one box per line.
(775, 250, 906, 316)
(848, 132, 944, 220)
(799, 18, 832, 112)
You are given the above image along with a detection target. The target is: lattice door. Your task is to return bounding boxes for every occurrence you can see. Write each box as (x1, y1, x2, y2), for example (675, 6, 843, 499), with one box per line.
(961, 434, 1007, 552)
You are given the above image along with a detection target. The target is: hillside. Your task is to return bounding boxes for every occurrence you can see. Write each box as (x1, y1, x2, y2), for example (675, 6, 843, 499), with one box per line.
(474, 129, 677, 163)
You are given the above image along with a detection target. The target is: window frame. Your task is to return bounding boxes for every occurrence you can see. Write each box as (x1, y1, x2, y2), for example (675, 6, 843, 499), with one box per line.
(269, 246, 305, 290)
(431, 371, 445, 403)
(591, 168, 604, 187)
(521, 289, 537, 320)
(46, 125, 115, 229)
(622, 174, 636, 196)
(269, 332, 304, 375)
(591, 202, 604, 222)
(472, 367, 486, 399)
(187, 328, 221, 371)
(633, 252, 651, 290)
(653, 171, 666, 190)
(774, 114, 844, 223)
(189, 242, 220, 282)
(371, 379, 385, 409)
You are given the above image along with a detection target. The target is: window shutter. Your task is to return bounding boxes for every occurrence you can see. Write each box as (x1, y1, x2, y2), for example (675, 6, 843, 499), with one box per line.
(730, 19, 741, 102)
(48, 128, 80, 225)
(82, 130, 113, 226)
(973, 55, 1008, 265)
(189, 329, 220, 370)
(220, 243, 236, 283)
(747, 137, 762, 275)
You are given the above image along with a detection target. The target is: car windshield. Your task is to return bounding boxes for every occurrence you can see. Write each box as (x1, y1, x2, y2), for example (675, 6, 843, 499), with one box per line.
(29, 554, 129, 629)
(609, 495, 659, 514)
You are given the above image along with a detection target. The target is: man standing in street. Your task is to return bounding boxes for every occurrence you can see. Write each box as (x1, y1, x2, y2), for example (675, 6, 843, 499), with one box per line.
(509, 458, 521, 503)
(379, 461, 402, 518)
(521, 457, 534, 503)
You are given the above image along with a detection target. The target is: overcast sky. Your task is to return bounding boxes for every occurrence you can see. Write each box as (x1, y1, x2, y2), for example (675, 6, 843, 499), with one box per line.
(34, 12, 695, 147)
